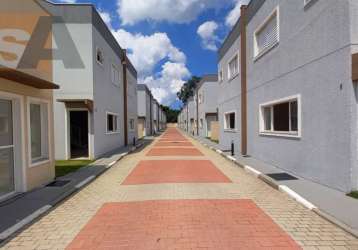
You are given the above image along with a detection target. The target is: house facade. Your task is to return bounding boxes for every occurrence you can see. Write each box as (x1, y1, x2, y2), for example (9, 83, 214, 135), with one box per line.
(196, 75, 219, 138)
(152, 99, 159, 134)
(187, 96, 196, 136)
(137, 84, 153, 138)
(218, 0, 358, 192)
(0, 0, 60, 199)
(41, 1, 137, 160)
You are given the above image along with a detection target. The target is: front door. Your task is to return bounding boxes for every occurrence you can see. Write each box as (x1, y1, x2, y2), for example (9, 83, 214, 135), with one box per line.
(138, 118, 145, 138)
(0, 99, 15, 197)
(69, 111, 89, 159)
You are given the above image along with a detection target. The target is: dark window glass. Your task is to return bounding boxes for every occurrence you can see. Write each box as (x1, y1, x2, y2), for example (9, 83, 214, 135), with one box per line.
(107, 115, 113, 132)
(230, 113, 235, 129)
(290, 101, 298, 131)
(273, 102, 289, 131)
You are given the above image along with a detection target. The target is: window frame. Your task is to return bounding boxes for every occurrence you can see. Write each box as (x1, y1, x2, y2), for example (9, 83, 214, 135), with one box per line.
(253, 6, 280, 60)
(223, 111, 237, 132)
(27, 97, 51, 168)
(227, 53, 239, 81)
(259, 95, 301, 138)
(106, 112, 120, 134)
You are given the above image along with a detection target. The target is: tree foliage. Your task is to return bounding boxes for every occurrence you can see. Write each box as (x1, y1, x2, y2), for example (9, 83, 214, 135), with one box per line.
(160, 105, 180, 123)
(176, 76, 201, 104)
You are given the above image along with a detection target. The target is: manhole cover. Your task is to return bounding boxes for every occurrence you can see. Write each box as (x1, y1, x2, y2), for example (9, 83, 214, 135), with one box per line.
(46, 180, 71, 187)
(267, 173, 298, 181)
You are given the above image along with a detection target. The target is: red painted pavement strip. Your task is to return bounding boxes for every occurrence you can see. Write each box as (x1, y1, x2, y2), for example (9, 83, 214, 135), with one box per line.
(66, 200, 301, 250)
(147, 147, 204, 156)
(155, 141, 194, 147)
(122, 160, 232, 185)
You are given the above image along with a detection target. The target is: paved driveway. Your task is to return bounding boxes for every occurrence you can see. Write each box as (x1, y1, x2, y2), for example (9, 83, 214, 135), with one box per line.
(3, 127, 358, 249)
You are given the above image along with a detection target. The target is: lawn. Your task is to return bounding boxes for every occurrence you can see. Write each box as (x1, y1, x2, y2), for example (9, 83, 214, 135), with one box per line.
(55, 160, 94, 178)
(347, 191, 358, 199)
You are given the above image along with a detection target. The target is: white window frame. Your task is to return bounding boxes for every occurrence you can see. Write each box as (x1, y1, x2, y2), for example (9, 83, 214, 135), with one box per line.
(304, 0, 314, 7)
(27, 97, 51, 167)
(106, 112, 120, 134)
(96, 47, 104, 66)
(227, 53, 239, 80)
(253, 6, 280, 60)
(223, 111, 237, 132)
(259, 94, 302, 138)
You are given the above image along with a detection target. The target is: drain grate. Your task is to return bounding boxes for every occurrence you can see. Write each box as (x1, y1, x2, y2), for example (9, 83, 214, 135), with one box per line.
(267, 173, 298, 181)
(46, 180, 71, 187)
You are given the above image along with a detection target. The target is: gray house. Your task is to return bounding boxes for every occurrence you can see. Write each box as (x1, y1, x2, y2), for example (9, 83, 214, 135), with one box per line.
(152, 99, 159, 133)
(218, 0, 358, 192)
(41, 1, 137, 160)
(195, 75, 219, 138)
(137, 84, 153, 138)
(187, 96, 196, 136)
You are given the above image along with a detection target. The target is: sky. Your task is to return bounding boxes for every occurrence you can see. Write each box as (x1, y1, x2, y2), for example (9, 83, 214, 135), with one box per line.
(54, 0, 250, 109)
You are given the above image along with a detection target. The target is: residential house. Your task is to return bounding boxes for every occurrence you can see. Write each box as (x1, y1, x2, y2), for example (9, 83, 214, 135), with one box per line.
(195, 75, 219, 138)
(0, 0, 58, 199)
(152, 99, 159, 134)
(218, 0, 358, 192)
(40, 1, 137, 160)
(137, 84, 153, 138)
(187, 96, 196, 136)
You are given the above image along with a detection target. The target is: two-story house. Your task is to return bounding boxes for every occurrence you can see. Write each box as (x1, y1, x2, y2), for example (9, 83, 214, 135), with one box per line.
(137, 84, 153, 138)
(218, 0, 358, 192)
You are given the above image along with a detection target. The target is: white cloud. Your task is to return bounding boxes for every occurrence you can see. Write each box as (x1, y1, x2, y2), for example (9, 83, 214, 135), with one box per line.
(225, 0, 250, 27)
(141, 62, 190, 105)
(111, 29, 186, 76)
(117, 0, 233, 25)
(197, 21, 219, 51)
(99, 11, 112, 28)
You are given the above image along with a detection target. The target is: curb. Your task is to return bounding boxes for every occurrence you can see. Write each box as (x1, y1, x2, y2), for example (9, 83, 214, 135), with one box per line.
(188, 134, 358, 239)
(0, 143, 143, 243)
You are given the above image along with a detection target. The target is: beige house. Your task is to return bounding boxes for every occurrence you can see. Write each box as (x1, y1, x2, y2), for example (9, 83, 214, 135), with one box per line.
(0, 69, 58, 200)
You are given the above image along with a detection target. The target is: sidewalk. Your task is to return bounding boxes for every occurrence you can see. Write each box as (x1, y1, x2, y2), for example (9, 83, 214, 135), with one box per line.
(192, 134, 358, 237)
(0, 140, 148, 242)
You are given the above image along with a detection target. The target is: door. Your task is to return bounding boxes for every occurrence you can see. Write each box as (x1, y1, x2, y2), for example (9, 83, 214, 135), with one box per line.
(0, 99, 15, 197)
(69, 111, 89, 159)
(138, 118, 145, 138)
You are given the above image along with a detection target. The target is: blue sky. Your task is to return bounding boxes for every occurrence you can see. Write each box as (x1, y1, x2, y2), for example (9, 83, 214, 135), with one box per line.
(55, 0, 249, 109)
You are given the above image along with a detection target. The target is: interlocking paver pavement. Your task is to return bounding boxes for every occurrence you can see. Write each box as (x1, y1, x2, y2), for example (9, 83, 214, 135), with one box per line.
(146, 147, 204, 156)
(122, 160, 231, 185)
(2, 127, 358, 250)
(155, 141, 193, 147)
(66, 200, 300, 250)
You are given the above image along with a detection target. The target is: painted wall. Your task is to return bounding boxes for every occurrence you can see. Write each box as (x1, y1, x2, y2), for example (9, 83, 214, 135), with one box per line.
(245, 0, 354, 192)
(127, 69, 138, 145)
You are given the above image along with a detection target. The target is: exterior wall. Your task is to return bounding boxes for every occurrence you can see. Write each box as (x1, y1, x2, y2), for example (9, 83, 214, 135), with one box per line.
(137, 91, 146, 117)
(0, 78, 55, 192)
(127, 69, 138, 145)
(198, 80, 219, 138)
(92, 26, 124, 158)
(187, 97, 196, 135)
(245, 0, 353, 192)
(218, 35, 242, 155)
(52, 22, 94, 160)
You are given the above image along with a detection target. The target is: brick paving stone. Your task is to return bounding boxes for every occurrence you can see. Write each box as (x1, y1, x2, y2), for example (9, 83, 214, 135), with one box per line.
(147, 147, 204, 156)
(66, 200, 301, 250)
(122, 160, 232, 185)
(155, 141, 194, 147)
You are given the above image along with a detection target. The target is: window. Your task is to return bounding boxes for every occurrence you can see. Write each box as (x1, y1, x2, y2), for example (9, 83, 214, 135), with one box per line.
(200, 119, 203, 129)
(96, 48, 104, 65)
(111, 64, 120, 86)
(107, 113, 119, 133)
(260, 95, 300, 137)
(198, 94, 203, 104)
(224, 112, 236, 130)
(129, 119, 135, 130)
(254, 7, 279, 58)
(219, 69, 224, 82)
(228, 55, 239, 79)
(29, 101, 49, 165)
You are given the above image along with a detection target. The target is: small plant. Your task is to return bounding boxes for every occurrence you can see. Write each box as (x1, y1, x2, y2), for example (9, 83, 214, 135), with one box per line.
(347, 191, 358, 199)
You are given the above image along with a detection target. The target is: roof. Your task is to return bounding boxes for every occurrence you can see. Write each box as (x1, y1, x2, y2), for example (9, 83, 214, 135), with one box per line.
(218, 0, 265, 61)
(40, 0, 137, 77)
(0, 67, 59, 89)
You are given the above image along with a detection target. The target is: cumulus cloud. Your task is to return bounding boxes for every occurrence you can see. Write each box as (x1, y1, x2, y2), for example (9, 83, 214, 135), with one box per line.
(226, 0, 251, 27)
(197, 21, 219, 51)
(112, 29, 186, 76)
(141, 62, 190, 105)
(117, 0, 232, 25)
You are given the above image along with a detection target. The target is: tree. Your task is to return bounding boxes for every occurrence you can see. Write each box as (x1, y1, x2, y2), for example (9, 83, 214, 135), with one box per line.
(177, 76, 201, 104)
(161, 105, 180, 123)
